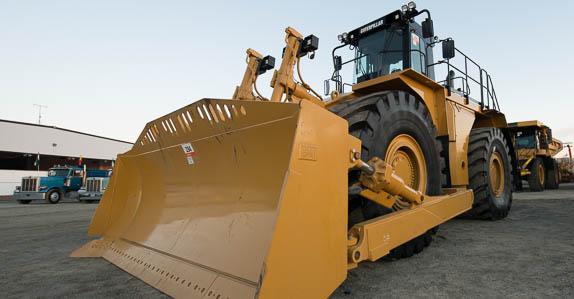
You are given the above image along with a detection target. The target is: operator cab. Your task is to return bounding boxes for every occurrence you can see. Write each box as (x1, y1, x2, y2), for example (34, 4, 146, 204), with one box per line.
(332, 2, 439, 87)
(346, 9, 434, 83)
(327, 2, 499, 111)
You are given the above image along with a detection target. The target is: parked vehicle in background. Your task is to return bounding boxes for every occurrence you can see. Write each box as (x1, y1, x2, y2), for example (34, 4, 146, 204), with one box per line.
(77, 169, 112, 203)
(13, 166, 109, 204)
(508, 121, 563, 191)
(557, 144, 573, 182)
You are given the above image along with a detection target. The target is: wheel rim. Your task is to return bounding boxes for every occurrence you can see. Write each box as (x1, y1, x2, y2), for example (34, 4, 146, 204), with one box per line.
(385, 134, 426, 209)
(51, 192, 59, 201)
(538, 163, 545, 185)
(489, 152, 505, 197)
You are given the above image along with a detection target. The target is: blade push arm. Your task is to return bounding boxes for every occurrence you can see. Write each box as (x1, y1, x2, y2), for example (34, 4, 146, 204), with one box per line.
(348, 155, 473, 268)
(269, 27, 324, 107)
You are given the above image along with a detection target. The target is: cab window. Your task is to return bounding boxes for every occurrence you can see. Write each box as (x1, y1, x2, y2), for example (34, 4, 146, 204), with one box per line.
(410, 32, 426, 74)
(354, 28, 405, 83)
(48, 169, 70, 177)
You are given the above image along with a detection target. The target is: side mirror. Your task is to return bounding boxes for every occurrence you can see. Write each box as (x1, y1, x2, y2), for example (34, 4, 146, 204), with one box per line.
(334, 55, 342, 71)
(324, 79, 330, 96)
(442, 39, 455, 59)
(422, 18, 434, 38)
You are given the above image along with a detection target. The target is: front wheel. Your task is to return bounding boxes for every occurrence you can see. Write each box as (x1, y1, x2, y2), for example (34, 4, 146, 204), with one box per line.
(45, 189, 62, 204)
(331, 90, 445, 258)
(527, 157, 545, 192)
(465, 128, 513, 220)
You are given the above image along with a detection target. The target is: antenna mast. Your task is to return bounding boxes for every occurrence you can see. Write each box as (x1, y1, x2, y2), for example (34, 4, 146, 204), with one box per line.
(33, 104, 48, 125)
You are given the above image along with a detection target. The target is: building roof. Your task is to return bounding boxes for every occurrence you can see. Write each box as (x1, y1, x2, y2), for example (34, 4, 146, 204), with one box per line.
(0, 119, 133, 160)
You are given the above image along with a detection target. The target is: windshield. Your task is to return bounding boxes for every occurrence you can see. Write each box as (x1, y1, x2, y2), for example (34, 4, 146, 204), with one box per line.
(354, 27, 404, 84)
(48, 169, 70, 177)
(516, 135, 535, 149)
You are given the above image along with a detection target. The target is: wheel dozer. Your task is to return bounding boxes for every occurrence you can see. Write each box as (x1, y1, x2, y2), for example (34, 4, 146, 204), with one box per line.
(72, 3, 515, 298)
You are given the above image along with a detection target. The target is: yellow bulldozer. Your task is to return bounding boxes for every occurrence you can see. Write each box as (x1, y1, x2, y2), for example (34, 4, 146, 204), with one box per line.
(72, 3, 516, 298)
(508, 120, 563, 191)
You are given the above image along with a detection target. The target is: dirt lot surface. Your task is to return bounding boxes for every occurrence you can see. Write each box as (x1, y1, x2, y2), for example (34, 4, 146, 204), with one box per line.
(1, 184, 573, 298)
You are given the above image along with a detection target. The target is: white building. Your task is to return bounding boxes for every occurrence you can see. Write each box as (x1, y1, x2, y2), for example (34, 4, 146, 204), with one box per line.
(0, 119, 132, 195)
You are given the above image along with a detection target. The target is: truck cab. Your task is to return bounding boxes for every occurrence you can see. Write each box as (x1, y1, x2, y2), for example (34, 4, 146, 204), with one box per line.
(78, 169, 112, 203)
(13, 166, 109, 204)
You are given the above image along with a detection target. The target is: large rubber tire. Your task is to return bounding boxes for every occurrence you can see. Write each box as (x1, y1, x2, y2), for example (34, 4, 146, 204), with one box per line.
(330, 90, 445, 258)
(545, 159, 560, 189)
(527, 157, 545, 192)
(464, 128, 513, 220)
(45, 189, 62, 204)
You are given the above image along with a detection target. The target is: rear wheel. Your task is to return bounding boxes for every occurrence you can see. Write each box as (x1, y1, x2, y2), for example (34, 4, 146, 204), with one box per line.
(331, 90, 444, 258)
(545, 159, 560, 189)
(464, 128, 513, 219)
(46, 189, 62, 204)
(527, 157, 545, 192)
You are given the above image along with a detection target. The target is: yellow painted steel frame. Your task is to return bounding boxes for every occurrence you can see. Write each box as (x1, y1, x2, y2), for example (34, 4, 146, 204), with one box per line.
(232, 48, 263, 101)
(347, 189, 473, 268)
(269, 27, 324, 107)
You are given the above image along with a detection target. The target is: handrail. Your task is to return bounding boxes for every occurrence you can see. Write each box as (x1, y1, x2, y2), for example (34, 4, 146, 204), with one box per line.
(329, 38, 500, 111)
(428, 44, 500, 111)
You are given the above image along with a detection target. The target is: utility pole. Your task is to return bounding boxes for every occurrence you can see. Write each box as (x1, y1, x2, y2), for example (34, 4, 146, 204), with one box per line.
(33, 104, 48, 125)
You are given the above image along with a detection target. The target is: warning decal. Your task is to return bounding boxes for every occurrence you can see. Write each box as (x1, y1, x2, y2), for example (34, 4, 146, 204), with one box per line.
(181, 143, 195, 165)
(412, 34, 420, 47)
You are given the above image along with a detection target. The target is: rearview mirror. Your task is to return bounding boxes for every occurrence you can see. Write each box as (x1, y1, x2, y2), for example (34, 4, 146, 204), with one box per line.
(422, 18, 434, 38)
(442, 39, 455, 59)
(324, 79, 330, 96)
(334, 55, 342, 71)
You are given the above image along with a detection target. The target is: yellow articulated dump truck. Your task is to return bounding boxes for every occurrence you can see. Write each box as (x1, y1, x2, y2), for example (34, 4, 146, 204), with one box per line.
(71, 3, 516, 298)
(508, 120, 563, 191)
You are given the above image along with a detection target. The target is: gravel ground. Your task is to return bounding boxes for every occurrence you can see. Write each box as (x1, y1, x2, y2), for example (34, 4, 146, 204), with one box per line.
(1, 184, 573, 298)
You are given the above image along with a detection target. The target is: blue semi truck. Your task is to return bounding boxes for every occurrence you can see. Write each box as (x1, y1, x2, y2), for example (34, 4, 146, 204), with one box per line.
(13, 166, 109, 204)
(78, 169, 112, 203)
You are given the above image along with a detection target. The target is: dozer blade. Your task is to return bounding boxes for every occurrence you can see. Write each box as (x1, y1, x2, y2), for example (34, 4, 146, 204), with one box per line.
(71, 99, 359, 298)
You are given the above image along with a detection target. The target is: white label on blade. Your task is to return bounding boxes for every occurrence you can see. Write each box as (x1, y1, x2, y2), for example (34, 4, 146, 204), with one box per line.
(181, 143, 195, 164)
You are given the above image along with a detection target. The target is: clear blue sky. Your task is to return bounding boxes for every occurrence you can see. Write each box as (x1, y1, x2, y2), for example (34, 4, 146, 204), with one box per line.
(1, 0, 573, 155)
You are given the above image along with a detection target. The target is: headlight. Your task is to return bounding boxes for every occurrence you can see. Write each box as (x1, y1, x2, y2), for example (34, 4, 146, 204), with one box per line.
(408, 1, 416, 9)
(39, 186, 48, 190)
(15, 186, 21, 192)
(338, 33, 348, 43)
(401, 4, 408, 12)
